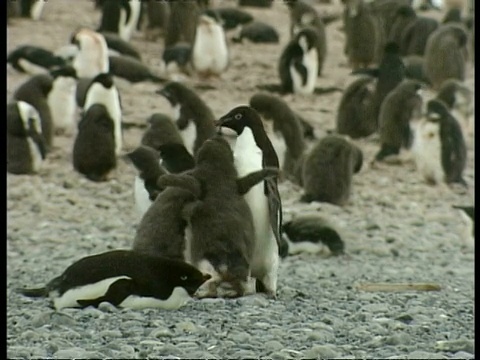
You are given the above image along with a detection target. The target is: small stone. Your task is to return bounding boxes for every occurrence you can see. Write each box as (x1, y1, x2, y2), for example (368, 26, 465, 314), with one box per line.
(98, 301, 118, 312)
(386, 237, 396, 243)
(176, 321, 198, 333)
(307, 330, 335, 342)
(395, 314, 414, 324)
(230, 331, 251, 343)
(265, 340, 283, 351)
(360, 304, 389, 313)
(237, 294, 270, 307)
(305, 345, 340, 359)
(54, 347, 90, 359)
(384, 333, 411, 346)
(451, 351, 475, 359)
(407, 351, 447, 359)
(435, 339, 474, 354)
(150, 327, 174, 338)
(99, 330, 123, 339)
(63, 180, 74, 189)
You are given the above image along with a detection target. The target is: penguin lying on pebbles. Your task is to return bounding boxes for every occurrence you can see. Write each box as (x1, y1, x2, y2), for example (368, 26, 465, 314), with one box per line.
(7, 101, 47, 175)
(17, 250, 211, 310)
(157, 136, 280, 298)
(101, 31, 142, 60)
(282, 215, 345, 256)
(7, 45, 67, 74)
(108, 55, 167, 83)
(231, 21, 280, 44)
(204, 7, 254, 31)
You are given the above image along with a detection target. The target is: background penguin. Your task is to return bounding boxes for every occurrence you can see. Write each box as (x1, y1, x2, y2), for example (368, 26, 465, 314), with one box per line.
(231, 21, 280, 44)
(423, 23, 469, 90)
(403, 55, 431, 85)
(17, 249, 211, 310)
(164, 1, 200, 49)
(238, 0, 272, 7)
(336, 74, 377, 138)
(282, 214, 345, 256)
(435, 78, 474, 139)
(204, 7, 254, 31)
(141, 113, 185, 150)
(216, 106, 288, 297)
(452, 205, 474, 237)
(101, 32, 142, 61)
(354, 42, 406, 133)
(108, 55, 166, 83)
(399, 13, 439, 56)
(72, 104, 117, 182)
(412, 99, 467, 186)
(161, 42, 193, 79)
(71, 28, 110, 78)
(124, 145, 167, 217)
(285, 0, 327, 76)
(374, 79, 423, 162)
(7, 101, 46, 175)
(47, 66, 78, 136)
(278, 27, 320, 94)
(156, 143, 196, 175)
(14, 0, 46, 20)
(140, 0, 170, 41)
(156, 81, 216, 156)
(7, 45, 67, 75)
(156, 136, 279, 298)
(342, 0, 385, 70)
(13, 73, 54, 152)
(299, 135, 363, 205)
(191, 13, 229, 78)
(97, 0, 141, 41)
(249, 93, 306, 182)
(83, 73, 123, 156)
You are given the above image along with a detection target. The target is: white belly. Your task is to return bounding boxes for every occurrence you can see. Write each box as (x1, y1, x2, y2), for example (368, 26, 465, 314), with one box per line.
(291, 48, 318, 95)
(134, 176, 152, 218)
(192, 24, 229, 75)
(180, 121, 197, 156)
(17, 58, 47, 75)
(119, 287, 191, 310)
(412, 120, 444, 184)
(48, 78, 77, 134)
(27, 138, 44, 173)
(119, 0, 141, 41)
(30, 0, 45, 20)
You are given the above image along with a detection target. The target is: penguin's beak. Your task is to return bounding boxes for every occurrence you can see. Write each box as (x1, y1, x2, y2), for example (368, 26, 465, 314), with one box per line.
(202, 273, 212, 282)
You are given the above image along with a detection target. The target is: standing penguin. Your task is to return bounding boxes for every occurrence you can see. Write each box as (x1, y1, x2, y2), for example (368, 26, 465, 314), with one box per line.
(285, 0, 327, 76)
(216, 106, 286, 297)
(17, 250, 211, 310)
(71, 28, 110, 78)
(191, 13, 229, 78)
(47, 66, 78, 136)
(13, 73, 54, 152)
(249, 93, 306, 182)
(412, 99, 467, 186)
(157, 136, 279, 298)
(336, 75, 377, 138)
(7, 101, 46, 175)
(73, 104, 117, 182)
(374, 79, 423, 162)
(156, 82, 216, 156)
(342, 0, 385, 70)
(15, 0, 46, 20)
(164, 1, 200, 48)
(423, 23, 468, 90)
(83, 73, 123, 156)
(98, 0, 141, 41)
(142, 0, 170, 41)
(299, 135, 363, 205)
(278, 27, 320, 94)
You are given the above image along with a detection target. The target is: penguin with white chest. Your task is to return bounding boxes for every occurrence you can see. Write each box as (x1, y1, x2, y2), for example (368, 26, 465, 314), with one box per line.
(7, 101, 47, 175)
(98, 0, 142, 41)
(156, 82, 216, 156)
(191, 13, 230, 78)
(71, 28, 110, 78)
(412, 99, 467, 186)
(216, 106, 287, 298)
(278, 27, 319, 94)
(17, 250, 211, 310)
(47, 66, 78, 136)
(83, 73, 123, 156)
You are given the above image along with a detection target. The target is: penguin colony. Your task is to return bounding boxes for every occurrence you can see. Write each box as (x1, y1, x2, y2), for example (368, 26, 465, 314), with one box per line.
(7, 0, 474, 310)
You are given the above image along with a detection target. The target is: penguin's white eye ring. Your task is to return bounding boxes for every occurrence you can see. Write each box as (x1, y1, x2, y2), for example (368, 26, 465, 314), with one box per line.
(234, 113, 242, 120)
(181, 275, 188, 281)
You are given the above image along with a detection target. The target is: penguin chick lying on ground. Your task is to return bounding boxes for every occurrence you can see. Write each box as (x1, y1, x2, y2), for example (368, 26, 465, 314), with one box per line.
(156, 136, 280, 298)
(17, 250, 211, 310)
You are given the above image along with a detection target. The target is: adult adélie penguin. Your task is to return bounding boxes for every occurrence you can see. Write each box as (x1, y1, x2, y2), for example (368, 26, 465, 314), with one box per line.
(215, 105, 289, 298)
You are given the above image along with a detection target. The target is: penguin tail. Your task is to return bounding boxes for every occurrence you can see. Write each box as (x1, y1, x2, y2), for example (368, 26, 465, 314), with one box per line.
(16, 286, 48, 298)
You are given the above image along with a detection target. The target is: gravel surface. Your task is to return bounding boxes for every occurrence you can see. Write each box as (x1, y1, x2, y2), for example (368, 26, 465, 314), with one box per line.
(7, 1, 474, 359)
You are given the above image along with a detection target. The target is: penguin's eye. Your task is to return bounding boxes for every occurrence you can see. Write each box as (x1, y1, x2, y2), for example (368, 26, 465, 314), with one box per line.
(234, 113, 242, 120)
(180, 275, 188, 281)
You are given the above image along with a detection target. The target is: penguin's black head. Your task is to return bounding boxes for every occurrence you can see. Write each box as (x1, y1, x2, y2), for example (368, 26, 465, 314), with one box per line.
(396, 5, 416, 18)
(156, 82, 183, 106)
(249, 92, 276, 114)
(442, 8, 462, 24)
(426, 99, 449, 122)
(124, 145, 160, 172)
(166, 259, 212, 296)
(50, 65, 78, 80)
(215, 105, 264, 136)
(91, 73, 114, 88)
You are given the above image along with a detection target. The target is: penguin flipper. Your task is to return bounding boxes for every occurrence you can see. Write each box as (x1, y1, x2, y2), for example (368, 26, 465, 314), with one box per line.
(237, 167, 279, 195)
(157, 174, 203, 198)
(351, 68, 379, 77)
(265, 177, 284, 250)
(16, 286, 48, 298)
(77, 278, 133, 308)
